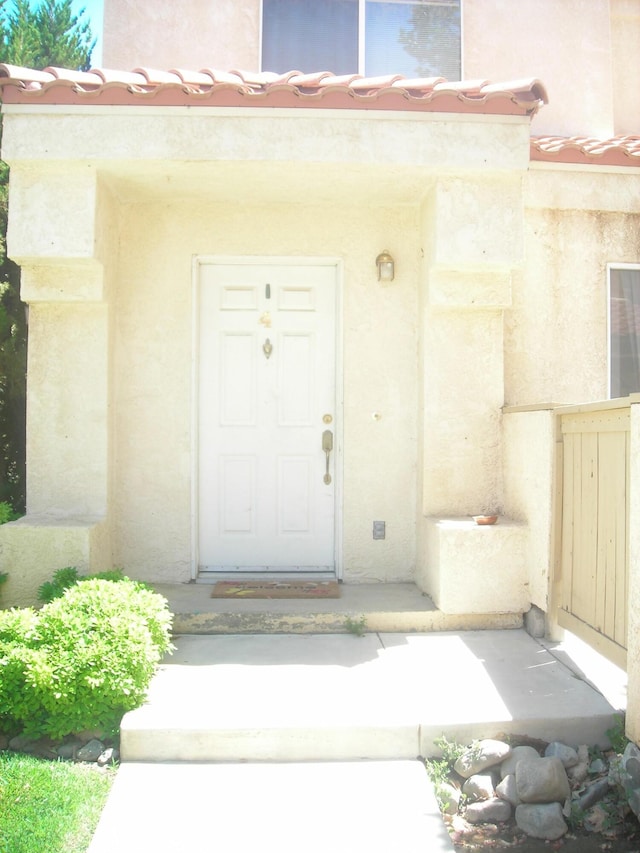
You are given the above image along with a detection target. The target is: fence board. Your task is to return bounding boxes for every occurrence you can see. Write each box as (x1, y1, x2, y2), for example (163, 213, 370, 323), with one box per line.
(557, 404, 629, 668)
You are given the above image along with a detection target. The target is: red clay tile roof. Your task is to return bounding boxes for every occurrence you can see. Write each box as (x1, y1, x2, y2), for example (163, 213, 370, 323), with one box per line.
(0, 64, 548, 116)
(2, 65, 638, 167)
(531, 135, 640, 168)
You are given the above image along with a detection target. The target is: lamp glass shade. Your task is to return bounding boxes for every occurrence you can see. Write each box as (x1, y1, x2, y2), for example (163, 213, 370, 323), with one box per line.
(376, 251, 394, 281)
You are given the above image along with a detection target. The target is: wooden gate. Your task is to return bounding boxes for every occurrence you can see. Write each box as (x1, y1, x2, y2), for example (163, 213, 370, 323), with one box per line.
(556, 402, 630, 668)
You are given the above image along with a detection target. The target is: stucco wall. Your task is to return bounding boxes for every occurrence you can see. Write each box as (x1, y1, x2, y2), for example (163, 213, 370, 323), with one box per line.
(112, 200, 419, 584)
(102, 0, 260, 72)
(101, 0, 632, 139)
(505, 176, 640, 408)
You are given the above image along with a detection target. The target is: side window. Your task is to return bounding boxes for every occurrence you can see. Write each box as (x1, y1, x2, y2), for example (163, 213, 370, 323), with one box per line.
(261, 0, 461, 79)
(609, 265, 640, 398)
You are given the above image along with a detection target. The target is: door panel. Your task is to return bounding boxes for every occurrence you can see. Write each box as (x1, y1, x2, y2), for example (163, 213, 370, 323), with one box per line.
(197, 262, 337, 572)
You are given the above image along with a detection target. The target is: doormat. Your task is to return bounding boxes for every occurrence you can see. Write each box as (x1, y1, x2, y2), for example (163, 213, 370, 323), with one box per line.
(211, 580, 340, 599)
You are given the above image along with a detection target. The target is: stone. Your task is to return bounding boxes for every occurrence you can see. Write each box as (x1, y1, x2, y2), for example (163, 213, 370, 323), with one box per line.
(516, 756, 570, 804)
(544, 741, 579, 769)
(9, 734, 38, 753)
(568, 744, 590, 785)
(500, 745, 540, 779)
(57, 741, 81, 760)
(97, 747, 119, 767)
(76, 738, 105, 762)
(609, 741, 640, 819)
(462, 774, 495, 801)
(454, 739, 511, 779)
(496, 773, 521, 807)
(515, 802, 568, 840)
(577, 777, 611, 812)
(524, 605, 546, 638)
(465, 797, 512, 824)
(439, 782, 460, 816)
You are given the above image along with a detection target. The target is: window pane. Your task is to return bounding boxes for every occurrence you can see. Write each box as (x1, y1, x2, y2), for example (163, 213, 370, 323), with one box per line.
(610, 268, 640, 397)
(365, 0, 461, 79)
(262, 0, 358, 74)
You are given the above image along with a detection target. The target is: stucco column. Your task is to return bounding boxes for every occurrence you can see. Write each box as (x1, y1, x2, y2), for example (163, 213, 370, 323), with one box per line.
(0, 165, 113, 604)
(415, 175, 528, 613)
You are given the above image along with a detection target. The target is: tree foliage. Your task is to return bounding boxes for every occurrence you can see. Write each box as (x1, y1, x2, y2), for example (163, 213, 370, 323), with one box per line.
(0, 0, 95, 70)
(0, 2, 95, 512)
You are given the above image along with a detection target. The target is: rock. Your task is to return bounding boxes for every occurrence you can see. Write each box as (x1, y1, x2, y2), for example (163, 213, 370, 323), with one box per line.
(500, 745, 540, 778)
(577, 777, 611, 812)
(465, 797, 512, 824)
(589, 757, 607, 774)
(524, 605, 546, 638)
(496, 773, 521, 807)
(76, 729, 105, 744)
(544, 741, 579, 769)
(568, 744, 590, 785)
(57, 741, 81, 760)
(76, 738, 105, 762)
(515, 802, 568, 840)
(9, 734, 37, 752)
(516, 756, 570, 804)
(609, 741, 640, 819)
(0, 734, 9, 750)
(462, 773, 495, 801)
(97, 747, 119, 767)
(438, 782, 461, 815)
(454, 739, 511, 779)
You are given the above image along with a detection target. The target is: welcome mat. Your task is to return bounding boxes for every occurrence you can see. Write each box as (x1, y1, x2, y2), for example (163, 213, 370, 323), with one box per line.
(211, 580, 340, 599)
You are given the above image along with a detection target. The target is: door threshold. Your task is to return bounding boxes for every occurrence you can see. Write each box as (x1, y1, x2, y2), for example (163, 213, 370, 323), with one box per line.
(196, 571, 339, 585)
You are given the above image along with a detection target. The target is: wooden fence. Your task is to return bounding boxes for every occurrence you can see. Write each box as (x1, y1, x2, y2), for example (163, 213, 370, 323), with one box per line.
(556, 401, 630, 668)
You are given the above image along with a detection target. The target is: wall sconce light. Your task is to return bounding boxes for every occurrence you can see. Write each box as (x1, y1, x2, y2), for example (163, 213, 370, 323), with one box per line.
(376, 250, 395, 282)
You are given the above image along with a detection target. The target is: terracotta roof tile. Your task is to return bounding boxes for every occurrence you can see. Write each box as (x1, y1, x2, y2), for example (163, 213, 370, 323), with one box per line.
(531, 135, 640, 167)
(0, 63, 547, 117)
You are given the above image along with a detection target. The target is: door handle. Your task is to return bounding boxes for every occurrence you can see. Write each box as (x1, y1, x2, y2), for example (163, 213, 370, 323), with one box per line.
(322, 429, 333, 484)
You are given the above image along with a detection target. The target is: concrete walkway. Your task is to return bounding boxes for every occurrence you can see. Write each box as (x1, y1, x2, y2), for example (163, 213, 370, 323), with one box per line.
(88, 629, 626, 853)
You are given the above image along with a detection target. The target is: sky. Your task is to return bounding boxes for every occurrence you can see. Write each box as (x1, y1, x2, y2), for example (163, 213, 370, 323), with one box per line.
(71, 0, 103, 64)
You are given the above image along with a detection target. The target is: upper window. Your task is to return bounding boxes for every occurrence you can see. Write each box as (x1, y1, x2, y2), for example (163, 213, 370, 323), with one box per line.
(609, 265, 640, 398)
(261, 0, 461, 79)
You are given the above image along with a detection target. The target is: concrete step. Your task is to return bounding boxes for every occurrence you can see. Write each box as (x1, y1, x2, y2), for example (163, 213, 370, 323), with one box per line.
(152, 581, 523, 634)
(120, 630, 624, 763)
(88, 760, 455, 853)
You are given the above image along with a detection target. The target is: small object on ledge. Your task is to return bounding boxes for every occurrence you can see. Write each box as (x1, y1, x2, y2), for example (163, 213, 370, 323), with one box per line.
(473, 515, 498, 525)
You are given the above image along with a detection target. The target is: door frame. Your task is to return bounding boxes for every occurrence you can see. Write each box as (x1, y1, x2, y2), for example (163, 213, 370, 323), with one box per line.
(190, 255, 344, 581)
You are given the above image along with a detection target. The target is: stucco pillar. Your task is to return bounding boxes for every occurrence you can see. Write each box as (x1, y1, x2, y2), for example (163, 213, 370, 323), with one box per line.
(625, 400, 640, 743)
(415, 176, 529, 613)
(0, 166, 113, 605)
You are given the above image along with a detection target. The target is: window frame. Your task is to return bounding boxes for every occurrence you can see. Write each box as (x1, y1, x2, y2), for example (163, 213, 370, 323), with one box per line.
(259, 0, 464, 78)
(607, 262, 640, 399)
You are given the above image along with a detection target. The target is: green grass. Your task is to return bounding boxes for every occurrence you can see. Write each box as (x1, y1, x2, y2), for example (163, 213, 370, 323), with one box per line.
(0, 751, 115, 853)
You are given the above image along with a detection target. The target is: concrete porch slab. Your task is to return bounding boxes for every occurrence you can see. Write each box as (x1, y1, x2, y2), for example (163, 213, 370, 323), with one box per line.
(120, 629, 624, 763)
(152, 581, 523, 633)
(88, 760, 454, 853)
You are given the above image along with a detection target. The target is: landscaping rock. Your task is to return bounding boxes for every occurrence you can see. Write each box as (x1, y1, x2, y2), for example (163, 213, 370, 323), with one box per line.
(516, 756, 570, 804)
(454, 739, 511, 779)
(465, 797, 512, 824)
(496, 773, 520, 807)
(98, 747, 119, 767)
(515, 802, 568, 840)
(439, 782, 461, 816)
(568, 744, 590, 785)
(462, 773, 495, 801)
(77, 738, 105, 762)
(609, 741, 640, 819)
(544, 741, 579, 768)
(57, 740, 82, 760)
(500, 745, 540, 778)
(577, 777, 611, 812)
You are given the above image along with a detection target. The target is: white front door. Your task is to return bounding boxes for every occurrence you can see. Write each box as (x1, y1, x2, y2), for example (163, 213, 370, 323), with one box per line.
(197, 260, 338, 572)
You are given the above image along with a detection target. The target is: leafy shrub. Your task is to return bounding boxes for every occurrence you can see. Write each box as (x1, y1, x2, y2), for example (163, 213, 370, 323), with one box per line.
(0, 501, 19, 525)
(0, 578, 174, 738)
(37, 566, 142, 603)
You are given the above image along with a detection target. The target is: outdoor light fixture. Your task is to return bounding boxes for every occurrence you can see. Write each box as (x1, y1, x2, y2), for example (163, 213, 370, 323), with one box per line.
(376, 250, 395, 282)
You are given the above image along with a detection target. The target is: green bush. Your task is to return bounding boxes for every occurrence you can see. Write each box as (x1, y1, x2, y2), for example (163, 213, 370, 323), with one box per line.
(37, 566, 142, 603)
(0, 578, 174, 738)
